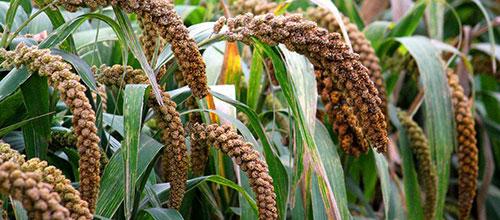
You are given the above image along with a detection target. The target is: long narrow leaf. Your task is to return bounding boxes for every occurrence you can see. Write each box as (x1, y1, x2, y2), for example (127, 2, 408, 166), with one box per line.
(20, 74, 50, 159)
(0, 67, 30, 102)
(112, 7, 163, 106)
(122, 84, 147, 220)
(95, 135, 163, 217)
(139, 208, 183, 220)
(254, 40, 341, 219)
(396, 36, 455, 219)
(149, 175, 258, 215)
(314, 120, 350, 219)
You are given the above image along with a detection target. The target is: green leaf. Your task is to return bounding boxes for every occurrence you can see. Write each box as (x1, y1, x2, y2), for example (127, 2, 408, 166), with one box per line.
(138, 208, 183, 220)
(392, 108, 424, 220)
(150, 175, 258, 215)
(311, 172, 328, 220)
(19, 0, 31, 15)
(10, 197, 28, 220)
(470, 0, 497, 72)
(0, 90, 25, 127)
(329, 0, 365, 29)
(0, 111, 52, 137)
(377, 1, 427, 57)
(95, 134, 163, 218)
(112, 7, 163, 106)
(246, 48, 264, 110)
(20, 74, 50, 160)
(39, 13, 127, 56)
(278, 45, 316, 133)
(390, 1, 427, 38)
(0, 0, 21, 47)
(376, 150, 398, 219)
(313, 120, 350, 219)
(254, 40, 343, 219)
(0, 1, 28, 35)
(50, 49, 97, 91)
(425, 0, 444, 40)
(122, 84, 148, 220)
(0, 67, 30, 102)
(363, 21, 391, 51)
(396, 36, 455, 219)
(33, 0, 76, 53)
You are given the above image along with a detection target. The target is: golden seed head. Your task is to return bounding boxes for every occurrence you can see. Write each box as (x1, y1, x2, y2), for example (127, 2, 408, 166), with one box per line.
(0, 44, 101, 212)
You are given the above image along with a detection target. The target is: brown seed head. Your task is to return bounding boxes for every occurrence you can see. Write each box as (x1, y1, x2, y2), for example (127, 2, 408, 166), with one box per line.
(190, 123, 278, 220)
(0, 158, 71, 220)
(447, 70, 478, 220)
(0, 44, 101, 212)
(1, 143, 92, 219)
(96, 65, 188, 210)
(223, 13, 388, 152)
(306, 7, 387, 120)
(48, 0, 209, 98)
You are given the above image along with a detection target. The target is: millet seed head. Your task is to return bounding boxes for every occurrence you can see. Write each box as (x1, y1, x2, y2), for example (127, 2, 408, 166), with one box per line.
(397, 110, 437, 220)
(190, 123, 278, 220)
(447, 69, 478, 220)
(0, 44, 100, 212)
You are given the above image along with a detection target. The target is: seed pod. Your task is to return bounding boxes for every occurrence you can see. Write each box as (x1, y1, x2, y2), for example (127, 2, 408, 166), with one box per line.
(397, 111, 437, 220)
(0, 159, 71, 219)
(96, 64, 149, 86)
(188, 123, 209, 176)
(49, 129, 77, 152)
(190, 123, 278, 220)
(316, 69, 369, 156)
(96, 65, 188, 209)
(47, 130, 108, 177)
(22, 159, 93, 220)
(447, 70, 478, 220)
(173, 68, 205, 175)
(138, 17, 167, 81)
(94, 84, 108, 113)
(222, 14, 389, 152)
(0, 44, 101, 212)
(231, 0, 277, 15)
(149, 91, 188, 209)
(1, 143, 93, 219)
(138, 17, 162, 62)
(117, 0, 208, 98)
(0, 143, 26, 165)
(306, 7, 387, 120)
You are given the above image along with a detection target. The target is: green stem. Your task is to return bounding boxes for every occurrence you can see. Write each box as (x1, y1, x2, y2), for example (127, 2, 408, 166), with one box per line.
(5, 2, 56, 47)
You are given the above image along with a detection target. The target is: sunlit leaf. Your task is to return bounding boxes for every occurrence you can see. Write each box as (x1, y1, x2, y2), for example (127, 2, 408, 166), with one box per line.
(397, 36, 455, 219)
